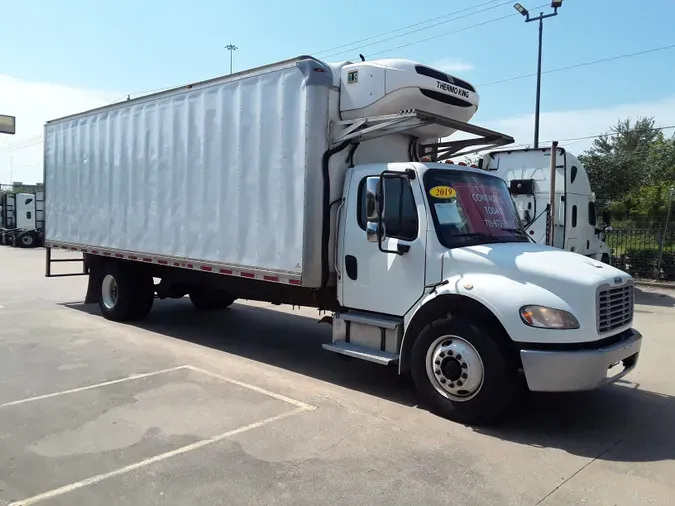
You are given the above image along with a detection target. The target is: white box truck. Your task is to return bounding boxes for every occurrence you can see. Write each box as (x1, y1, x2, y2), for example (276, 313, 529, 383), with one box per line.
(43, 56, 641, 424)
(479, 147, 612, 261)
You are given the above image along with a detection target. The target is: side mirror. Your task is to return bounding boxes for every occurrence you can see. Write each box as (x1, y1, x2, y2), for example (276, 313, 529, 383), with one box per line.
(365, 177, 381, 221)
(602, 209, 612, 225)
(366, 221, 387, 243)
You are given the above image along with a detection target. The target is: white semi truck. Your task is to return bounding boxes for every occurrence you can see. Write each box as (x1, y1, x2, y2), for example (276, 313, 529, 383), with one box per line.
(0, 191, 43, 247)
(479, 148, 612, 262)
(43, 56, 641, 424)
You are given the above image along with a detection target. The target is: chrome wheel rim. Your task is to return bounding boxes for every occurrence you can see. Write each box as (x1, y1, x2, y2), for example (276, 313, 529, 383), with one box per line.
(426, 334, 484, 402)
(101, 274, 118, 310)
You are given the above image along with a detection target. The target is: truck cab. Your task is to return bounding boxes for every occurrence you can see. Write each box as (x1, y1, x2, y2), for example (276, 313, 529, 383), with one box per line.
(0, 192, 41, 247)
(332, 156, 639, 424)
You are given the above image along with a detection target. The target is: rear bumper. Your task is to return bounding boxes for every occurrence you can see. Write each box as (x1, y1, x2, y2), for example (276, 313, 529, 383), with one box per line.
(520, 328, 642, 392)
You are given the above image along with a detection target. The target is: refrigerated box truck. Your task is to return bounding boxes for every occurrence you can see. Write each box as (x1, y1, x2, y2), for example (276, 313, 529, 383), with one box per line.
(43, 56, 641, 424)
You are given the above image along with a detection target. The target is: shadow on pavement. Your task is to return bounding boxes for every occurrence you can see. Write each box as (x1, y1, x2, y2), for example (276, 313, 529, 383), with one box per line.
(63, 298, 674, 463)
(63, 299, 419, 408)
(478, 381, 675, 463)
(635, 287, 675, 308)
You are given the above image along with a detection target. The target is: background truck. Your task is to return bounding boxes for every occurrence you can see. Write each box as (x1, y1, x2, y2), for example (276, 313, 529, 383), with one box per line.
(479, 147, 612, 262)
(44, 56, 641, 425)
(0, 191, 43, 248)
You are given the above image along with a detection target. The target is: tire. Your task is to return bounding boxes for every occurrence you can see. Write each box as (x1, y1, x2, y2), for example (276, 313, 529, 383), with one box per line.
(98, 262, 155, 322)
(601, 253, 610, 265)
(410, 316, 518, 425)
(189, 289, 235, 310)
(17, 232, 37, 248)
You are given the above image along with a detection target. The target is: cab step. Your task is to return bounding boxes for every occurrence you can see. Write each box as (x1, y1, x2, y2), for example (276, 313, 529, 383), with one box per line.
(322, 342, 399, 365)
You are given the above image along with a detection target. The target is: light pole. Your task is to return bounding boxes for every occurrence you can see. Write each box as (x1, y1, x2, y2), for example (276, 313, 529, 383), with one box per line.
(225, 44, 238, 74)
(656, 187, 674, 280)
(514, 1, 563, 148)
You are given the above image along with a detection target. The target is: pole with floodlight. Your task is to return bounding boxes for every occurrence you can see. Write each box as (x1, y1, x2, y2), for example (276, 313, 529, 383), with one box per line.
(513, 1, 563, 148)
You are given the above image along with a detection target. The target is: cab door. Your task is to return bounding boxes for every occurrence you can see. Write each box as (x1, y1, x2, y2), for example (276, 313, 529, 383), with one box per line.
(339, 167, 427, 316)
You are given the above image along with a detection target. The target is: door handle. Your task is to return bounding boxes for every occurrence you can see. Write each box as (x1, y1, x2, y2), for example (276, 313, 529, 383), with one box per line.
(345, 255, 358, 280)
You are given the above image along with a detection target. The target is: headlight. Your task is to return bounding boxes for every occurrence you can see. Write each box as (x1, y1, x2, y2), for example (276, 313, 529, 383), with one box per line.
(520, 305, 580, 329)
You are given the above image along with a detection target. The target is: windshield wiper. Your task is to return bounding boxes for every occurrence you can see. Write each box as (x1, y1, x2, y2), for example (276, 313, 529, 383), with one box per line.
(500, 228, 533, 242)
(454, 232, 504, 243)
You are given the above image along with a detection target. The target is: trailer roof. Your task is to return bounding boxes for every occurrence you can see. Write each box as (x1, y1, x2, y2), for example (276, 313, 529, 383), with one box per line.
(45, 55, 326, 125)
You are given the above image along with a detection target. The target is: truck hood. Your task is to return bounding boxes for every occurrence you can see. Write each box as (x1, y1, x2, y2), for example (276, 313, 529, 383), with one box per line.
(443, 242, 630, 289)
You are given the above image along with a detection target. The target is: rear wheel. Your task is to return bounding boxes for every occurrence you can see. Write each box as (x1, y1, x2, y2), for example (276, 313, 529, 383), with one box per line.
(189, 289, 235, 310)
(98, 262, 154, 321)
(410, 316, 518, 425)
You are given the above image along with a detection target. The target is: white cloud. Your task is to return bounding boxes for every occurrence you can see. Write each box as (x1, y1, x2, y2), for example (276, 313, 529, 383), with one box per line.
(478, 96, 675, 155)
(0, 75, 120, 184)
(430, 59, 474, 74)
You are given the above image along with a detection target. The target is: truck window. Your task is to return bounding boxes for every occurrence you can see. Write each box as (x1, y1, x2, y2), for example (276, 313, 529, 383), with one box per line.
(572, 205, 577, 227)
(423, 169, 528, 248)
(358, 177, 418, 241)
(588, 202, 597, 226)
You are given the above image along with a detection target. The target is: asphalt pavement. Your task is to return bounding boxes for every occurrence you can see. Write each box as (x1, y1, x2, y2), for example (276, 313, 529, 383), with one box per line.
(1, 246, 674, 505)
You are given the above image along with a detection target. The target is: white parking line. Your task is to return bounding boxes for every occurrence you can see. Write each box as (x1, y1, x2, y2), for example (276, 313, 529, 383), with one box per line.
(9, 407, 310, 506)
(4, 364, 317, 505)
(183, 365, 316, 411)
(0, 364, 316, 411)
(0, 366, 188, 408)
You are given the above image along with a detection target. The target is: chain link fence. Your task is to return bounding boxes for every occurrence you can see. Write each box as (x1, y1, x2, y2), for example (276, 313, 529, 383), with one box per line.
(607, 228, 675, 281)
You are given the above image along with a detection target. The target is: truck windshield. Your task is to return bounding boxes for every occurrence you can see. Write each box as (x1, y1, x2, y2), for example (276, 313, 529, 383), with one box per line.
(423, 168, 528, 248)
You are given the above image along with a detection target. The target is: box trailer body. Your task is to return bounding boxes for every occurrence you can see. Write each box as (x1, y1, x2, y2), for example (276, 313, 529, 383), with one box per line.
(480, 148, 611, 262)
(44, 56, 641, 425)
(46, 59, 329, 286)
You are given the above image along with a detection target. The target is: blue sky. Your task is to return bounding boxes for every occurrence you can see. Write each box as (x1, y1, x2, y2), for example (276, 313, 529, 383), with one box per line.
(1, 0, 675, 182)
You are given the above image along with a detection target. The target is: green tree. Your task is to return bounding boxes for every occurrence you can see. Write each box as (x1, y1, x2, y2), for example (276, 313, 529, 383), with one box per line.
(580, 116, 675, 225)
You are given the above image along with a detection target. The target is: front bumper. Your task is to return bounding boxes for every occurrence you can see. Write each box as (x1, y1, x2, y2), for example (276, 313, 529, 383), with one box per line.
(520, 328, 642, 392)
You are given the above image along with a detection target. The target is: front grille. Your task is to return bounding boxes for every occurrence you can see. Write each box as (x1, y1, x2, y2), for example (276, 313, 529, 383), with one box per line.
(597, 283, 634, 334)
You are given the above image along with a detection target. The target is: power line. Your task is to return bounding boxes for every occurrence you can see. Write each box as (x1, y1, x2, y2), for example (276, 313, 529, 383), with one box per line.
(501, 124, 675, 152)
(321, 1, 514, 58)
(114, 1, 514, 101)
(0, 135, 43, 153)
(313, 0, 505, 56)
(478, 43, 675, 87)
(366, 3, 550, 58)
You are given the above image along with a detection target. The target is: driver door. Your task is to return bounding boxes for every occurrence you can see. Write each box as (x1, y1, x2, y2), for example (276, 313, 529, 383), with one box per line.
(339, 168, 427, 316)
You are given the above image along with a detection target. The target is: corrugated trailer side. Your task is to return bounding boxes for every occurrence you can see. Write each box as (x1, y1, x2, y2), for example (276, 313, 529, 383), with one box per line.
(44, 57, 333, 286)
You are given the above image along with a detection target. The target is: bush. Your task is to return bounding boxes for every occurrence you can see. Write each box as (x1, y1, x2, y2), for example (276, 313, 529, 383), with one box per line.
(611, 248, 675, 280)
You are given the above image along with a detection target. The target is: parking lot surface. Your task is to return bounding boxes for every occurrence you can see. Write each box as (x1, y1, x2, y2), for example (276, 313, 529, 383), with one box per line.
(1, 246, 675, 505)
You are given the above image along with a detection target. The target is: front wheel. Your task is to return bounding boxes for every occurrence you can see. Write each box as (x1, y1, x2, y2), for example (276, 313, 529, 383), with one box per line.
(410, 316, 518, 425)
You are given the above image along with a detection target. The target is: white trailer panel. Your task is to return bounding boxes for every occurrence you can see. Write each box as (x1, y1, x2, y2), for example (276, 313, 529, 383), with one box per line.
(44, 58, 333, 284)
